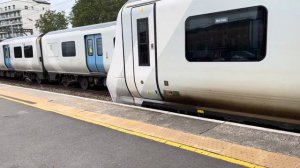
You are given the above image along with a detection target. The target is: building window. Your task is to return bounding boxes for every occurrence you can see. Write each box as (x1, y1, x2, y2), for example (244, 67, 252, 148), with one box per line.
(62, 41, 76, 57)
(5, 7, 7, 11)
(31, 6, 34, 10)
(137, 18, 150, 66)
(185, 6, 268, 62)
(96, 38, 103, 56)
(42, 7, 45, 10)
(8, 6, 10, 10)
(13, 5, 15, 9)
(14, 47, 22, 58)
(25, 6, 28, 10)
(24, 45, 33, 58)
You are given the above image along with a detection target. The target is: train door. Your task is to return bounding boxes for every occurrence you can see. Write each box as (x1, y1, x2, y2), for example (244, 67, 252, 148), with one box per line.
(131, 4, 162, 100)
(85, 34, 104, 73)
(94, 34, 104, 72)
(3, 45, 12, 69)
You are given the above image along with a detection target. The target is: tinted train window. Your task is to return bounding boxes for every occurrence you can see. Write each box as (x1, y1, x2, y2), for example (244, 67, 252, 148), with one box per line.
(62, 41, 76, 57)
(96, 38, 103, 56)
(186, 6, 267, 62)
(24, 45, 33, 58)
(3, 46, 10, 58)
(137, 18, 150, 66)
(87, 39, 93, 56)
(14, 46, 22, 58)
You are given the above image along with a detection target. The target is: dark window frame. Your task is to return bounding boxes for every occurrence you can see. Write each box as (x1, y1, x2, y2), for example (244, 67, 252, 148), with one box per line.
(24, 45, 33, 58)
(137, 18, 150, 66)
(62, 41, 76, 57)
(14, 46, 22, 58)
(185, 6, 268, 62)
(96, 38, 103, 56)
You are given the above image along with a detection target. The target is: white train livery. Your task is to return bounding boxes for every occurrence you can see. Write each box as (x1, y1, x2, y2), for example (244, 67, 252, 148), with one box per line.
(107, 0, 300, 128)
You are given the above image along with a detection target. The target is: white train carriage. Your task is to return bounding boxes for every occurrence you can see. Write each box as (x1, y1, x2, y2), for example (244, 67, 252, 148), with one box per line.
(42, 22, 116, 89)
(107, 0, 300, 128)
(0, 45, 8, 76)
(0, 35, 44, 81)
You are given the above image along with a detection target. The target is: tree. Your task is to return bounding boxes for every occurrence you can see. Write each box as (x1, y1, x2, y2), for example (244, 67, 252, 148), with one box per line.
(35, 10, 69, 34)
(70, 0, 127, 27)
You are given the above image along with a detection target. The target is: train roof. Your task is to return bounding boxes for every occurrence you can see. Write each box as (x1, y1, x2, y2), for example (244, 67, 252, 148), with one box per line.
(1, 34, 41, 43)
(45, 21, 116, 36)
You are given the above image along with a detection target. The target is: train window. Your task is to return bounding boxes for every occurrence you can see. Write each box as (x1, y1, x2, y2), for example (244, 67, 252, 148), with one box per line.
(62, 41, 76, 57)
(14, 47, 22, 58)
(87, 39, 93, 56)
(185, 6, 267, 62)
(137, 18, 150, 66)
(3, 46, 10, 58)
(24, 45, 33, 58)
(96, 38, 103, 56)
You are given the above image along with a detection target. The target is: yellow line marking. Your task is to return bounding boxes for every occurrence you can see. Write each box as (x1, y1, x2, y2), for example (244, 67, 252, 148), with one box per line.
(165, 141, 182, 148)
(0, 95, 264, 168)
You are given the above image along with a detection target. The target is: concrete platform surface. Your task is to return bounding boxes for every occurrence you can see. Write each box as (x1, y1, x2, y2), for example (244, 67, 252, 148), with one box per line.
(0, 83, 299, 168)
(0, 98, 240, 168)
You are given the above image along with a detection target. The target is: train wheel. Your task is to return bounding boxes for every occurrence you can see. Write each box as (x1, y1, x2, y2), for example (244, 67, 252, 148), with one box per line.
(79, 77, 89, 90)
(61, 77, 69, 87)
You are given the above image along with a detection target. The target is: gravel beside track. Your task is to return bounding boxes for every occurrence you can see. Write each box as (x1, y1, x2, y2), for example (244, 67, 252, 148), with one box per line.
(0, 77, 112, 101)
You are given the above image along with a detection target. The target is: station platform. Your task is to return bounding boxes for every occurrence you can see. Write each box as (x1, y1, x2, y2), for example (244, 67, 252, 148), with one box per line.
(0, 83, 299, 168)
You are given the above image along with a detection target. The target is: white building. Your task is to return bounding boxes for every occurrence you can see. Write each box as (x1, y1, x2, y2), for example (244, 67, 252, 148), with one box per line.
(0, 0, 50, 40)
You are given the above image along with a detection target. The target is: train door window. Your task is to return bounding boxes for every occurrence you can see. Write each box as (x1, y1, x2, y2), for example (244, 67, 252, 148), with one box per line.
(14, 46, 22, 58)
(87, 39, 93, 56)
(185, 6, 267, 62)
(96, 38, 103, 56)
(62, 41, 76, 57)
(3, 46, 10, 58)
(137, 18, 150, 66)
(24, 45, 33, 58)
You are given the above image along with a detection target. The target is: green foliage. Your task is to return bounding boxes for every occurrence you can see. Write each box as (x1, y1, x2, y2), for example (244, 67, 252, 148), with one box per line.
(35, 10, 69, 34)
(70, 0, 127, 27)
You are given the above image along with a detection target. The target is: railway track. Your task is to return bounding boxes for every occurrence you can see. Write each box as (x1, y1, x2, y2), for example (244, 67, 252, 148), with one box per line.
(0, 77, 112, 101)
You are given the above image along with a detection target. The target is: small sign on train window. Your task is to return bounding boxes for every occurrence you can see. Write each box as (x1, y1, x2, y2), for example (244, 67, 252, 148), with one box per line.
(215, 17, 228, 24)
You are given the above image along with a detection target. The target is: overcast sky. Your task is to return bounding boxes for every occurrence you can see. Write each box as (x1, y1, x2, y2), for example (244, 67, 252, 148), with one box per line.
(49, 0, 76, 16)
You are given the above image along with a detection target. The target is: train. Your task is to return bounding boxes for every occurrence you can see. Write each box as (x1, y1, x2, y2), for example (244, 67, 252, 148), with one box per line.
(107, 0, 300, 129)
(0, 0, 299, 130)
(0, 22, 116, 89)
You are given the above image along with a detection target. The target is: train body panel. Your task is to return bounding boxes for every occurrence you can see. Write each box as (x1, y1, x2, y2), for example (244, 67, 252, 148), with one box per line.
(107, 0, 300, 125)
(0, 35, 43, 73)
(0, 46, 7, 71)
(42, 22, 116, 76)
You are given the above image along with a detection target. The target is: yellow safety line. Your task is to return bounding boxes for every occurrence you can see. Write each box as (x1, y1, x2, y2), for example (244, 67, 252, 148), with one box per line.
(0, 95, 264, 168)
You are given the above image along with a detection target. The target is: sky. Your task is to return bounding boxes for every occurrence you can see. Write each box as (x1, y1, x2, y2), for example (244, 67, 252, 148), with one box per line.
(49, 0, 76, 16)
